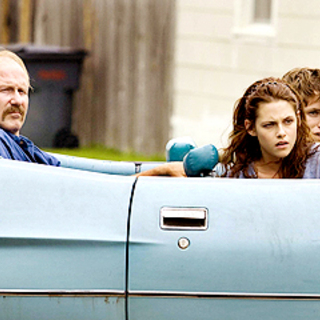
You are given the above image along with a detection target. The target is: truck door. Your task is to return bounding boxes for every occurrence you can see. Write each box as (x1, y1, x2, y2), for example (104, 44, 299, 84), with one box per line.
(128, 177, 320, 320)
(0, 160, 135, 320)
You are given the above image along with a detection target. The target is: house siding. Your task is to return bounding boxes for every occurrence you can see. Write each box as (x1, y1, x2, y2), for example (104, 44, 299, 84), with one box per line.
(172, 0, 320, 148)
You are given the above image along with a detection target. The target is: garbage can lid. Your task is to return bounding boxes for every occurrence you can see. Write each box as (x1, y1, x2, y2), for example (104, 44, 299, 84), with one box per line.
(3, 44, 87, 61)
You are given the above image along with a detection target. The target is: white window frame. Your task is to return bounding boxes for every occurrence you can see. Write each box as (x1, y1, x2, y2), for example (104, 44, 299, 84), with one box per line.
(233, 0, 278, 40)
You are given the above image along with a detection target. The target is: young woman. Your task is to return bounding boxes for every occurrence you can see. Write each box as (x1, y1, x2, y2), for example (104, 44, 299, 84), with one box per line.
(136, 77, 320, 178)
(218, 77, 317, 178)
(283, 68, 320, 142)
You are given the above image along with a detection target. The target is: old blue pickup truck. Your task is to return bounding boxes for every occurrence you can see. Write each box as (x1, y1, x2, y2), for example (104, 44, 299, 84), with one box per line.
(1, 151, 320, 320)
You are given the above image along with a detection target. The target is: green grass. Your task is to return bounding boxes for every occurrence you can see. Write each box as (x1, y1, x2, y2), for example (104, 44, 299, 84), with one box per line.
(43, 145, 166, 162)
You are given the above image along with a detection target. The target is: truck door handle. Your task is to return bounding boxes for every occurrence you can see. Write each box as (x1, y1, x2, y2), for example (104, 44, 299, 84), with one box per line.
(160, 207, 208, 230)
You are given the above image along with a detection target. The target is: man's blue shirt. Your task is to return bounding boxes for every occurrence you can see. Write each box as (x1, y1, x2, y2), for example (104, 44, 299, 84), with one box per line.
(0, 128, 60, 166)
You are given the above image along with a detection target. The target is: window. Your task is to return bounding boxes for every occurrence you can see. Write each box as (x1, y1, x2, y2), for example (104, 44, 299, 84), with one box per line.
(253, 0, 272, 24)
(233, 0, 277, 39)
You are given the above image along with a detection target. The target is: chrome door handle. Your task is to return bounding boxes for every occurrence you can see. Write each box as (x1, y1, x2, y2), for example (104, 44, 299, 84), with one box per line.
(160, 207, 208, 230)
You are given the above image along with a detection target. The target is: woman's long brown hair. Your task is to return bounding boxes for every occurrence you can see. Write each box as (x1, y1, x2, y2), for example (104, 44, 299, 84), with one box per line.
(220, 77, 315, 178)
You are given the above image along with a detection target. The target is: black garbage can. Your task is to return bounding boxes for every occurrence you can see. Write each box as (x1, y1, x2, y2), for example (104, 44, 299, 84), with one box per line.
(5, 44, 87, 148)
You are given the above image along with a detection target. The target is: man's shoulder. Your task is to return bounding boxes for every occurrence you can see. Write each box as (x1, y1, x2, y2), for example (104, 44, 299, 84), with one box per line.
(0, 129, 18, 159)
(0, 128, 11, 139)
(33, 145, 61, 166)
(0, 128, 16, 147)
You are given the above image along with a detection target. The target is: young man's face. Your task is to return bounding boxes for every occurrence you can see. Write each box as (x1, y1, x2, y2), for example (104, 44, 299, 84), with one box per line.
(305, 100, 320, 142)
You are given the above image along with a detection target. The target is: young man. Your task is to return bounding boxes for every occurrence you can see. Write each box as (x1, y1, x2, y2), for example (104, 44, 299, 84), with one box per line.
(0, 50, 60, 165)
(283, 68, 320, 142)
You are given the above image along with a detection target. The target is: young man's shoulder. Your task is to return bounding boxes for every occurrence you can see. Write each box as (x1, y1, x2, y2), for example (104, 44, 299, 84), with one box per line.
(303, 143, 320, 178)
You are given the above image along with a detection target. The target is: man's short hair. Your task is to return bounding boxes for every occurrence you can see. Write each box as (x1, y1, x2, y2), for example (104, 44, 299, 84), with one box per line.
(283, 68, 320, 106)
(0, 49, 30, 87)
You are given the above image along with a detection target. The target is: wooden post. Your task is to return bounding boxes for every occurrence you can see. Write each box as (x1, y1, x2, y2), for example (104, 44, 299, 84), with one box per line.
(0, 0, 10, 44)
(19, 0, 32, 42)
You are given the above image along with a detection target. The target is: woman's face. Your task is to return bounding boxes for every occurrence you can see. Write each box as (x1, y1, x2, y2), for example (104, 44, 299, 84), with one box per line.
(305, 100, 320, 141)
(246, 100, 298, 163)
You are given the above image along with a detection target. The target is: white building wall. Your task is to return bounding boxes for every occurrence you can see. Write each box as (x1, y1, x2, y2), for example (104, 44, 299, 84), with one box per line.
(171, 0, 320, 149)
